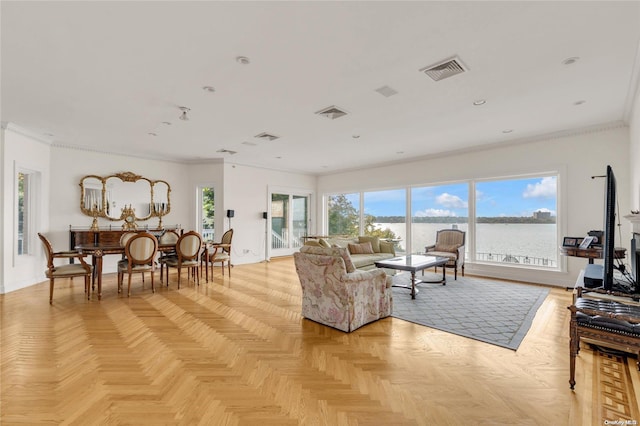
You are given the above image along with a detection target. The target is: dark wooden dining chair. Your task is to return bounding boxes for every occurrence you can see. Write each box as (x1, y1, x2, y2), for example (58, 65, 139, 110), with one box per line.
(38, 233, 93, 303)
(203, 228, 233, 277)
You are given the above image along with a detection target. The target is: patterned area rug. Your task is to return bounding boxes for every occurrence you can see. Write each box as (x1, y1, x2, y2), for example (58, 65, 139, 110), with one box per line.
(390, 272, 549, 350)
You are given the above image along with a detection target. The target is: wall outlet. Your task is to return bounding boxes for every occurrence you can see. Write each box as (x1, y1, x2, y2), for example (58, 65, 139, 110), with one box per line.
(243, 249, 250, 254)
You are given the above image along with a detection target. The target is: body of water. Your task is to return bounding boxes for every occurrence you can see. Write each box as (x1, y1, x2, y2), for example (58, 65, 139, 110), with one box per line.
(375, 222, 558, 267)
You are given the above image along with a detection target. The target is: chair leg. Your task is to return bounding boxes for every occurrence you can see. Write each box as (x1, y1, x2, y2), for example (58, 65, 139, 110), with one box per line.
(462, 264, 465, 277)
(454, 262, 457, 280)
(49, 278, 55, 304)
(227, 261, 231, 277)
(151, 271, 155, 293)
(177, 267, 181, 289)
(85, 275, 91, 300)
(127, 274, 133, 297)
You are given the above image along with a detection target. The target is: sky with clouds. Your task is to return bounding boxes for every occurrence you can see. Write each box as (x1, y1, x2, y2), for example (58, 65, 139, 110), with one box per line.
(355, 176, 557, 217)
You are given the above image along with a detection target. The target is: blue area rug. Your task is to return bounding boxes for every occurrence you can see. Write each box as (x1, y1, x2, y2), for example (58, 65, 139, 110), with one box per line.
(391, 273, 550, 350)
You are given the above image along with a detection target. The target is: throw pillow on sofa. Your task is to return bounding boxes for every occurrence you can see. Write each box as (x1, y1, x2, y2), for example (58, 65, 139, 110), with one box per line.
(348, 242, 374, 255)
(318, 238, 331, 248)
(358, 236, 380, 253)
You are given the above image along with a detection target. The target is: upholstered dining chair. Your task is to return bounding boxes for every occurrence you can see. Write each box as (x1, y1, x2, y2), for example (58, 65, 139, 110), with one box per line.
(164, 231, 203, 288)
(157, 230, 180, 284)
(117, 232, 158, 296)
(38, 233, 94, 303)
(203, 228, 233, 277)
(425, 229, 465, 280)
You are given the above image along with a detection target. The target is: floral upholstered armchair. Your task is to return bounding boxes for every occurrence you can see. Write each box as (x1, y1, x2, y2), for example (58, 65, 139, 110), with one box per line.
(293, 245, 393, 332)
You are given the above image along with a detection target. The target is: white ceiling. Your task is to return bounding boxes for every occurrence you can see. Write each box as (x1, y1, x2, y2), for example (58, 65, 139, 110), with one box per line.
(2, 1, 640, 175)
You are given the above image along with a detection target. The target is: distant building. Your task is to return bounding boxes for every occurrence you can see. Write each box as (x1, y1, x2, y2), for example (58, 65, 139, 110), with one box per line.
(533, 210, 551, 219)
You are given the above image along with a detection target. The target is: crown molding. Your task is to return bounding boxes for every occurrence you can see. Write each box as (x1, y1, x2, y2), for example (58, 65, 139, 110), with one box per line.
(1, 122, 53, 145)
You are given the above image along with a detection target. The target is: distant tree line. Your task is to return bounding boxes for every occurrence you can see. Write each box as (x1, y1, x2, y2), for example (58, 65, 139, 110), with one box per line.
(373, 216, 556, 224)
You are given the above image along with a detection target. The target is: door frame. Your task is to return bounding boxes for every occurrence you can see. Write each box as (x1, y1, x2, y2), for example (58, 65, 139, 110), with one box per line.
(267, 186, 314, 259)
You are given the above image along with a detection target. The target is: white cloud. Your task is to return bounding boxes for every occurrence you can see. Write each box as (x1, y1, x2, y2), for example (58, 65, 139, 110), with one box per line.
(436, 193, 468, 208)
(523, 176, 556, 199)
(415, 208, 457, 217)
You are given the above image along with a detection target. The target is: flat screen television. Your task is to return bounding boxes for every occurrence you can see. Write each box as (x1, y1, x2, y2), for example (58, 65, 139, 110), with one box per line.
(602, 165, 616, 291)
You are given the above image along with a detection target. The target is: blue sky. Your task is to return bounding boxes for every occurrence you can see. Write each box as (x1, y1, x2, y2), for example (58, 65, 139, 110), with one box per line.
(355, 176, 557, 217)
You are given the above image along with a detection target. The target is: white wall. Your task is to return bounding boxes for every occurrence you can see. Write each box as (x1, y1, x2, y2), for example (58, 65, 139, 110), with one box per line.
(1, 124, 52, 293)
(317, 125, 631, 288)
(222, 162, 316, 264)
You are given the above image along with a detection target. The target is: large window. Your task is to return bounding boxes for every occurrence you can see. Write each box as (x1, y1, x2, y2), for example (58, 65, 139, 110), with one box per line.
(324, 172, 559, 271)
(475, 175, 557, 267)
(328, 193, 359, 237)
(411, 183, 468, 254)
(364, 189, 406, 254)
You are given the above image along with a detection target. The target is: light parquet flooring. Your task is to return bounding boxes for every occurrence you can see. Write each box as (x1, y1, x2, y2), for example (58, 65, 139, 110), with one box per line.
(1, 257, 639, 425)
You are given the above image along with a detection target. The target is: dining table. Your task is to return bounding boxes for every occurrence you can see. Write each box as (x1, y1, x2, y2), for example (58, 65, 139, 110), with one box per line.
(75, 242, 210, 300)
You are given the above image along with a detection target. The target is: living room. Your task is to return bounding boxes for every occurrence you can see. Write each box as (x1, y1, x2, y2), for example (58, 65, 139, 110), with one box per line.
(2, 1, 640, 423)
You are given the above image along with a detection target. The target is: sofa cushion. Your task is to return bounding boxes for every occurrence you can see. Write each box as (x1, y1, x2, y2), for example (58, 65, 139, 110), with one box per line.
(358, 236, 380, 253)
(318, 238, 331, 248)
(350, 252, 395, 269)
(348, 242, 374, 255)
(435, 243, 459, 253)
(300, 245, 356, 273)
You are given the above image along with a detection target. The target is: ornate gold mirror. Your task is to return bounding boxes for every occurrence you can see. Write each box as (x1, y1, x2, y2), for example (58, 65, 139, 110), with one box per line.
(79, 172, 171, 230)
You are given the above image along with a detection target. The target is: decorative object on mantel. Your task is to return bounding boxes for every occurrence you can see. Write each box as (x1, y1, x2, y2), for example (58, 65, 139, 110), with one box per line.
(121, 205, 137, 231)
(79, 172, 171, 230)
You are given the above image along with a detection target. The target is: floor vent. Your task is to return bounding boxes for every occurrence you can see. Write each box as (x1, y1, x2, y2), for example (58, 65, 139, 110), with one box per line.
(419, 56, 468, 81)
(315, 105, 348, 120)
(254, 132, 280, 141)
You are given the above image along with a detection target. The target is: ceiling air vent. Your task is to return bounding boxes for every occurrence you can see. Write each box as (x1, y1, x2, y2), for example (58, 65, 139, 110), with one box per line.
(254, 132, 280, 141)
(374, 85, 398, 98)
(315, 105, 348, 120)
(216, 149, 237, 155)
(419, 56, 468, 81)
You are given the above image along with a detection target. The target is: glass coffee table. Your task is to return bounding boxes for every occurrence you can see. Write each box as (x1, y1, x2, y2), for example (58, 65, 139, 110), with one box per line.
(375, 254, 449, 299)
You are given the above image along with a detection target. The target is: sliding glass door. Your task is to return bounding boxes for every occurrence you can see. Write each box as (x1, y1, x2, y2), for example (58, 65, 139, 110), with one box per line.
(271, 192, 310, 257)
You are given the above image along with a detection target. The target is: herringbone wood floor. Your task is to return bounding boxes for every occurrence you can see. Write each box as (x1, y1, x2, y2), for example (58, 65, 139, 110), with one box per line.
(1, 257, 638, 425)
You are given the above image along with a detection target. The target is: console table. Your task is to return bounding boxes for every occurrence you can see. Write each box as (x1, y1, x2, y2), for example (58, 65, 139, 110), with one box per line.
(559, 246, 626, 264)
(69, 225, 183, 249)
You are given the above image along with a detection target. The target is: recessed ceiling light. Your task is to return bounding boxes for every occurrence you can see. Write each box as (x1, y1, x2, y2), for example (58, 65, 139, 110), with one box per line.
(396, 151, 404, 154)
(148, 132, 157, 136)
(352, 135, 360, 139)
(473, 99, 486, 106)
(236, 56, 250, 65)
(562, 56, 580, 65)
(202, 86, 215, 92)
(502, 129, 514, 134)
(162, 121, 172, 126)
(275, 156, 282, 159)
(574, 100, 586, 105)
(43, 132, 54, 137)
